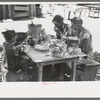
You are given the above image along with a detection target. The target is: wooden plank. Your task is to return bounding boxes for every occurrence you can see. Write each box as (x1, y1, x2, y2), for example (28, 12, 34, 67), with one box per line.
(14, 6, 29, 11)
(8, 5, 12, 18)
(14, 5, 28, 7)
(14, 12, 28, 18)
(77, 58, 100, 67)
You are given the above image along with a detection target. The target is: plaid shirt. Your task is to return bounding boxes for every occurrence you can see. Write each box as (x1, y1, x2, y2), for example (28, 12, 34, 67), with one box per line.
(54, 23, 69, 39)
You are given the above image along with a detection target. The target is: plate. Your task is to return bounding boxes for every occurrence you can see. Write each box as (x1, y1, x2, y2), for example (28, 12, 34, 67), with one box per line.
(67, 36, 79, 40)
(34, 44, 49, 51)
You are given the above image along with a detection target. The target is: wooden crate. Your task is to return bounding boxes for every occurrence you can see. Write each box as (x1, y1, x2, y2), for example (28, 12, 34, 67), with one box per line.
(11, 4, 36, 19)
(0, 4, 36, 20)
(12, 5, 29, 18)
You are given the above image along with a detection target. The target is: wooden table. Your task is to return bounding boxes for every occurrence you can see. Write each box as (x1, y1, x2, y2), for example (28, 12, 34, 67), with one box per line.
(24, 45, 86, 81)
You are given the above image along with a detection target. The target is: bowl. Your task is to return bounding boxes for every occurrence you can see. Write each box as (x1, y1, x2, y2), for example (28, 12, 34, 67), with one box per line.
(67, 36, 79, 46)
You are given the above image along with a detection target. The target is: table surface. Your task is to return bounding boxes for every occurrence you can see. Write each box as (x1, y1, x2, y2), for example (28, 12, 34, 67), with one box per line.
(24, 45, 86, 63)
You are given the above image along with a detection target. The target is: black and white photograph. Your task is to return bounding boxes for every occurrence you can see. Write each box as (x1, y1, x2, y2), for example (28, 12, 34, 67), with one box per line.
(0, 2, 100, 83)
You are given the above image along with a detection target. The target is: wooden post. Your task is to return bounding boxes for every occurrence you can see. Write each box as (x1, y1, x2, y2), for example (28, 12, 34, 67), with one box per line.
(79, 12, 82, 18)
(11, 5, 15, 19)
(83, 8, 85, 17)
(88, 7, 92, 17)
(37, 64, 43, 81)
(2, 5, 6, 19)
(71, 60, 77, 81)
(68, 11, 71, 19)
(8, 5, 12, 19)
(30, 4, 36, 18)
(98, 11, 99, 18)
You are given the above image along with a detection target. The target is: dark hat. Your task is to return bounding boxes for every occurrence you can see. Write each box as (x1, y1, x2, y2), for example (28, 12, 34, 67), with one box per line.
(2, 29, 16, 42)
(70, 17, 83, 26)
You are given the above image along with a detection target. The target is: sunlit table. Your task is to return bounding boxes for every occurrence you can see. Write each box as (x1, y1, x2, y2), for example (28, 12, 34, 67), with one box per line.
(24, 45, 86, 81)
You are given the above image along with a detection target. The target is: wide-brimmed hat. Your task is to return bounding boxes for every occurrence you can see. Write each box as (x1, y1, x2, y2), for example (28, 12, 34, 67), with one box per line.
(2, 29, 16, 42)
(70, 17, 83, 26)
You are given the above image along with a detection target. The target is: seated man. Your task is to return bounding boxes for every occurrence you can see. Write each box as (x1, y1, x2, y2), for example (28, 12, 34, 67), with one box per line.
(2, 30, 35, 81)
(52, 15, 71, 81)
(52, 15, 70, 40)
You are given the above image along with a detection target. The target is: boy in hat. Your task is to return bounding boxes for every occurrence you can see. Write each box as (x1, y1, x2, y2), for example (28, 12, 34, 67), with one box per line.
(2, 30, 34, 81)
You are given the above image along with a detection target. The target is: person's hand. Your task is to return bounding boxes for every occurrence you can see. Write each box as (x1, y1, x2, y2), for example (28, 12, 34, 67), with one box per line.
(54, 27, 61, 34)
(62, 35, 66, 39)
(61, 35, 67, 42)
(15, 45, 21, 50)
(22, 45, 30, 52)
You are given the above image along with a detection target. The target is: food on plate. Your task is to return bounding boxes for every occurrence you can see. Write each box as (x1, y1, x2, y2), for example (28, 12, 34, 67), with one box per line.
(68, 47, 82, 54)
(50, 47, 64, 57)
(49, 39, 67, 57)
(34, 44, 49, 51)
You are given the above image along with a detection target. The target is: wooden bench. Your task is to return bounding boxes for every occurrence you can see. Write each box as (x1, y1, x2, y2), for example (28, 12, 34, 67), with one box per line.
(76, 58, 100, 81)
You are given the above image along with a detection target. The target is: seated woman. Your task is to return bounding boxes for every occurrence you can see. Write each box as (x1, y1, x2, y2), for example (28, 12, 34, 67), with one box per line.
(2, 30, 35, 81)
(68, 17, 93, 81)
(52, 15, 71, 81)
(68, 17, 93, 56)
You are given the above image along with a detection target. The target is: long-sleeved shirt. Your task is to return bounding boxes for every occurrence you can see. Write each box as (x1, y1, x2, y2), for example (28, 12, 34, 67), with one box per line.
(54, 23, 70, 39)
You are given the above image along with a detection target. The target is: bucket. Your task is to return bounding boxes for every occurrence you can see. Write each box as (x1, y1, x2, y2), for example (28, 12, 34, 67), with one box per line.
(28, 24, 42, 38)
(67, 36, 79, 48)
